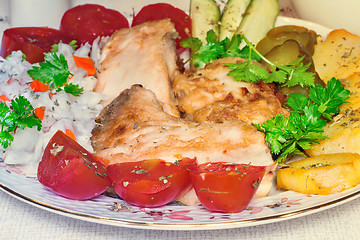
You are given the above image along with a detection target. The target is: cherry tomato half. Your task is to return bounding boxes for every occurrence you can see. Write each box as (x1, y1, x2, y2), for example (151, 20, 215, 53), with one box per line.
(187, 162, 266, 213)
(132, 3, 191, 52)
(60, 4, 129, 45)
(107, 158, 195, 208)
(37, 130, 111, 200)
(0, 27, 73, 63)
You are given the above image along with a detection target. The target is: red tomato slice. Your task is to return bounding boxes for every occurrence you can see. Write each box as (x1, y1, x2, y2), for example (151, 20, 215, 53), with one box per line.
(0, 27, 73, 63)
(132, 3, 191, 52)
(60, 4, 129, 45)
(37, 130, 111, 200)
(107, 158, 195, 208)
(187, 162, 266, 213)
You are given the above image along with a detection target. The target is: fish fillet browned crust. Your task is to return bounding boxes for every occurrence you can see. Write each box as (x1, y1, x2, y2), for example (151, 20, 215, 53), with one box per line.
(91, 85, 276, 205)
(173, 57, 288, 124)
(95, 19, 180, 116)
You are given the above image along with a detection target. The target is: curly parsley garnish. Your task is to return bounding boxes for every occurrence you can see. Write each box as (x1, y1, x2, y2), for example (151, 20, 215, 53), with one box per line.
(181, 30, 261, 68)
(182, 31, 314, 87)
(255, 78, 350, 162)
(0, 96, 42, 149)
(27, 52, 83, 96)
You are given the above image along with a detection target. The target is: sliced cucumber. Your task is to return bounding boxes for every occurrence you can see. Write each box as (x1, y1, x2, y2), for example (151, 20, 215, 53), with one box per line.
(190, 0, 221, 43)
(236, 0, 279, 45)
(219, 0, 251, 41)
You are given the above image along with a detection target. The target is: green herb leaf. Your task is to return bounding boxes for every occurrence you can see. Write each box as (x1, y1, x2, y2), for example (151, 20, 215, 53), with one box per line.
(279, 61, 315, 87)
(0, 96, 42, 149)
(51, 40, 78, 53)
(28, 53, 71, 89)
(225, 35, 315, 87)
(226, 61, 269, 83)
(180, 37, 202, 52)
(0, 131, 14, 149)
(256, 78, 349, 162)
(180, 30, 260, 68)
(309, 77, 350, 120)
(64, 83, 84, 96)
(27, 52, 82, 97)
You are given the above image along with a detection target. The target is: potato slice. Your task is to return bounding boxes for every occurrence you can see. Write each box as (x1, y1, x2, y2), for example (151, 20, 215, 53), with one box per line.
(306, 73, 360, 156)
(313, 29, 360, 83)
(277, 153, 360, 195)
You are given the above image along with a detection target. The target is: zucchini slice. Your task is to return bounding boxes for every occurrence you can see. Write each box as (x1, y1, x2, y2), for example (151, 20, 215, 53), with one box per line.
(190, 0, 221, 43)
(219, 0, 251, 41)
(236, 0, 279, 45)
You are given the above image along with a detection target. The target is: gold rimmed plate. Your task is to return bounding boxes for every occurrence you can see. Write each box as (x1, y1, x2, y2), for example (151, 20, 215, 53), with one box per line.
(1, 0, 359, 231)
(1, 162, 360, 230)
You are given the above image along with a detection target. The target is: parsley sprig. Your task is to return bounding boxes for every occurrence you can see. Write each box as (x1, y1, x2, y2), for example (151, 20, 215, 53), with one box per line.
(255, 78, 350, 162)
(181, 30, 260, 68)
(181, 31, 314, 87)
(0, 96, 42, 149)
(27, 52, 83, 96)
(225, 35, 315, 87)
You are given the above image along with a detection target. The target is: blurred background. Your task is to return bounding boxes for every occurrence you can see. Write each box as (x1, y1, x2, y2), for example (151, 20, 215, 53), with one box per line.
(0, 0, 359, 39)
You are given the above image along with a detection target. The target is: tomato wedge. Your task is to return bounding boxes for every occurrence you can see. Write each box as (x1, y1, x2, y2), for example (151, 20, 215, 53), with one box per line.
(0, 27, 73, 63)
(60, 4, 129, 45)
(187, 162, 266, 213)
(107, 158, 195, 207)
(132, 3, 191, 52)
(37, 130, 111, 200)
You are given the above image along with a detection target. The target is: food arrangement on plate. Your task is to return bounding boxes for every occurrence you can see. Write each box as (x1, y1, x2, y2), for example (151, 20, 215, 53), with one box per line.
(1, 0, 360, 218)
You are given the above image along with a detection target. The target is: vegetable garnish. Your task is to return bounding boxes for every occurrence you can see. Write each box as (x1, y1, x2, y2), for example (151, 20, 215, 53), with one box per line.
(255, 78, 350, 162)
(63, 83, 84, 97)
(27, 52, 83, 96)
(181, 30, 261, 68)
(225, 34, 315, 87)
(72, 55, 96, 76)
(287, 77, 350, 121)
(0, 96, 42, 149)
(50, 40, 77, 53)
(181, 30, 315, 87)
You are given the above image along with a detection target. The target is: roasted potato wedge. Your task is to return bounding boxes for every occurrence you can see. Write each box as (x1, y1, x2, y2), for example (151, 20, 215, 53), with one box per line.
(277, 153, 360, 195)
(307, 73, 360, 156)
(313, 29, 360, 83)
(307, 29, 360, 156)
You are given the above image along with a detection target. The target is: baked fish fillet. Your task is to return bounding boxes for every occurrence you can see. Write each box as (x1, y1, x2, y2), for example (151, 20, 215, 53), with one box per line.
(91, 85, 276, 204)
(95, 19, 180, 116)
(173, 57, 288, 124)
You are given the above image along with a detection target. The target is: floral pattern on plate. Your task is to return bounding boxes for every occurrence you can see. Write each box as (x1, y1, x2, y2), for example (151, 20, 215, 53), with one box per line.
(1, 163, 359, 230)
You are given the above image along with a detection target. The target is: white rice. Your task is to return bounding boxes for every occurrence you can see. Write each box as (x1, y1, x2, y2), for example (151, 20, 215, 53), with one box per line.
(0, 39, 106, 176)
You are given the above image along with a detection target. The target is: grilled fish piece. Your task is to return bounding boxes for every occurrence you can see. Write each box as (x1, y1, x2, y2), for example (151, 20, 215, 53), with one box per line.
(173, 57, 288, 124)
(91, 85, 276, 204)
(95, 19, 180, 116)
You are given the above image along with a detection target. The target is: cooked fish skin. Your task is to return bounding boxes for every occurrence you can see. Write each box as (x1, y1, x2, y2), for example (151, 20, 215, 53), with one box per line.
(91, 85, 276, 203)
(173, 57, 288, 124)
(95, 19, 180, 116)
(91, 84, 273, 166)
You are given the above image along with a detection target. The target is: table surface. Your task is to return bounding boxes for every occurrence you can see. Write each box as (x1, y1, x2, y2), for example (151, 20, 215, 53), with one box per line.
(1, 189, 360, 240)
(1, 1, 360, 239)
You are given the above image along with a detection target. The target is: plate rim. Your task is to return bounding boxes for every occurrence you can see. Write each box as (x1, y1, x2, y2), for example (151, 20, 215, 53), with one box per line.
(1, 16, 357, 231)
(1, 179, 360, 230)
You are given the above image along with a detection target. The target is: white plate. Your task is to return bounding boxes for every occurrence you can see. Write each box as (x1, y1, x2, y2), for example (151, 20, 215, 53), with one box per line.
(1, 1, 357, 231)
(1, 161, 360, 230)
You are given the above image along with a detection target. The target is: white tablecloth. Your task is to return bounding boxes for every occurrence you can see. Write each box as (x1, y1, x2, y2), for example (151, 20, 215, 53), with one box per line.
(1, 190, 360, 240)
(1, 0, 360, 239)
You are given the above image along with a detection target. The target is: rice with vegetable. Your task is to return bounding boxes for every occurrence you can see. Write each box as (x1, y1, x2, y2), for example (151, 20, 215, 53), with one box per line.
(0, 39, 105, 176)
